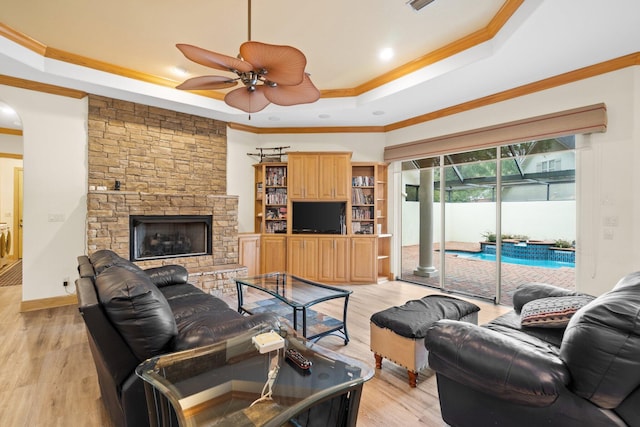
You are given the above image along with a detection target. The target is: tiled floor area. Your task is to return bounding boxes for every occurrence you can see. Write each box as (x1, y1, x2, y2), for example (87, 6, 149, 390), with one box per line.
(401, 244, 575, 306)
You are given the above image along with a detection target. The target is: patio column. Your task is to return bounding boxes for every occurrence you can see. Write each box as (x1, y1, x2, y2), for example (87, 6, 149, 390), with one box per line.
(414, 168, 438, 277)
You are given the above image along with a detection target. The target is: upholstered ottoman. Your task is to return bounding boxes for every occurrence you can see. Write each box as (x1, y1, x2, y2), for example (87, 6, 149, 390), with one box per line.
(370, 295, 480, 387)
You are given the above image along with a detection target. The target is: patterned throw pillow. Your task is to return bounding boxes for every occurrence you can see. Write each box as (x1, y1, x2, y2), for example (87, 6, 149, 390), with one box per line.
(520, 295, 595, 328)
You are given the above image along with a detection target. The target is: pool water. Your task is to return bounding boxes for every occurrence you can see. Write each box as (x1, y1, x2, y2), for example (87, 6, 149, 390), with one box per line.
(446, 251, 575, 269)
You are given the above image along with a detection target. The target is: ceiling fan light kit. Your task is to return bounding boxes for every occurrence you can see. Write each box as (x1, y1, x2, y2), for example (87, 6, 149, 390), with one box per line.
(175, 1, 320, 113)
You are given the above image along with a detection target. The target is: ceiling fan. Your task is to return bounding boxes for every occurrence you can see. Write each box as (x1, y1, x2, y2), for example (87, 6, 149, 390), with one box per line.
(175, 0, 320, 113)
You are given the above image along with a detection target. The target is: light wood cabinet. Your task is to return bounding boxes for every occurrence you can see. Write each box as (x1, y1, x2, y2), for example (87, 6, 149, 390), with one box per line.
(238, 233, 260, 277)
(261, 235, 287, 273)
(287, 236, 318, 279)
(254, 154, 390, 283)
(318, 236, 349, 283)
(350, 236, 377, 283)
(289, 152, 351, 200)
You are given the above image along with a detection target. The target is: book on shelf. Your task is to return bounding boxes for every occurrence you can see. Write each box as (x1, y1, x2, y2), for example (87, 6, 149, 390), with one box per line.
(266, 188, 287, 205)
(352, 206, 373, 220)
(352, 188, 374, 205)
(352, 222, 374, 234)
(352, 176, 374, 187)
(265, 166, 287, 186)
(266, 207, 287, 219)
(265, 220, 287, 233)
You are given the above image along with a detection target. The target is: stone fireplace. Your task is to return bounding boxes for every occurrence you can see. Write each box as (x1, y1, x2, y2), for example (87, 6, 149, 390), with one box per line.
(85, 95, 246, 295)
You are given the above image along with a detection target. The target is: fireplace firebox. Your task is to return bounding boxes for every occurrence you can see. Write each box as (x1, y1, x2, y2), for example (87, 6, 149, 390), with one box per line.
(130, 215, 212, 261)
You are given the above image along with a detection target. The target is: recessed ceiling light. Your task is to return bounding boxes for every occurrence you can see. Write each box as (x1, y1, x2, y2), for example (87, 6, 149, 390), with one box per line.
(379, 48, 394, 62)
(318, 114, 331, 119)
(372, 110, 385, 116)
(171, 66, 189, 77)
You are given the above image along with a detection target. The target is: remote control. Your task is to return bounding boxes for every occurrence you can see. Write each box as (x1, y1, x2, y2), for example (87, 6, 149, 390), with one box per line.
(286, 348, 312, 371)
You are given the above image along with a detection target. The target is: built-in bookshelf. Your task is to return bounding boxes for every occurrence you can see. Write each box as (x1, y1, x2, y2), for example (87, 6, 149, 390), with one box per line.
(351, 170, 375, 234)
(352, 162, 390, 282)
(254, 163, 288, 234)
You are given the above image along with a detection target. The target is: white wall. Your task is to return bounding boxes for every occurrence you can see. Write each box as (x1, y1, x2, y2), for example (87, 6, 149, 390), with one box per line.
(0, 87, 88, 301)
(387, 67, 640, 296)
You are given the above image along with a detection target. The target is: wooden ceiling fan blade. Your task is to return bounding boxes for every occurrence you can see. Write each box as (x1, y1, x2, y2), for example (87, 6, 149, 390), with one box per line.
(176, 76, 238, 90)
(176, 44, 253, 73)
(264, 74, 321, 106)
(240, 41, 306, 86)
(224, 86, 271, 113)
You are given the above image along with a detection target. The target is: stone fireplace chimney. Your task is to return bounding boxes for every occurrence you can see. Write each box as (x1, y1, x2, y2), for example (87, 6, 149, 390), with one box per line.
(85, 95, 245, 295)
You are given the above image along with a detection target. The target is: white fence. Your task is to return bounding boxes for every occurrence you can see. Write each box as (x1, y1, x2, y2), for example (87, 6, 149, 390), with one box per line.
(402, 200, 576, 246)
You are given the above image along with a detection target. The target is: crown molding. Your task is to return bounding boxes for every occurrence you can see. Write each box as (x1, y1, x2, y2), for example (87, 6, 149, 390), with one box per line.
(0, 127, 22, 136)
(0, 74, 86, 99)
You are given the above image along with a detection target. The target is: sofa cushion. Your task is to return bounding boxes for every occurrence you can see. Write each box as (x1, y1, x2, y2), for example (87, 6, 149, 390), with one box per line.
(95, 265, 178, 360)
(520, 295, 595, 328)
(145, 265, 189, 287)
(89, 249, 143, 276)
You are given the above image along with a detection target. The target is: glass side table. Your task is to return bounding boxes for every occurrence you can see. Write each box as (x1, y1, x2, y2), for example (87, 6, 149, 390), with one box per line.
(136, 323, 373, 427)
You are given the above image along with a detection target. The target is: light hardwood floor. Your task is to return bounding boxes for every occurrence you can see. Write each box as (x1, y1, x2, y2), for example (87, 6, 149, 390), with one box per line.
(0, 280, 509, 426)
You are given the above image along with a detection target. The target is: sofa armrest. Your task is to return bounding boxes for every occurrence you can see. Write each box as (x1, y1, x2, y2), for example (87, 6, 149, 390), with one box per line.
(513, 282, 582, 313)
(145, 265, 189, 287)
(426, 320, 570, 407)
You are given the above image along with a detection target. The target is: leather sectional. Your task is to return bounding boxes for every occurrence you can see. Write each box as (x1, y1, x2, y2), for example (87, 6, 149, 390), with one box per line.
(76, 249, 278, 427)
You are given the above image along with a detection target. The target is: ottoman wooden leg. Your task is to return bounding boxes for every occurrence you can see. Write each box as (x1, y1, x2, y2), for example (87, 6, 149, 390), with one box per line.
(408, 370, 418, 388)
(374, 353, 383, 369)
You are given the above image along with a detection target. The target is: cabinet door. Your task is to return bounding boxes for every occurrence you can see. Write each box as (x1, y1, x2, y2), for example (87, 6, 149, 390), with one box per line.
(261, 235, 287, 274)
(318, 154, 350, 200)
(239, 234, 260, 277)
(287, 236, 318, 280)
(289, 154, 319, 199)
(332, 237, 349, 282)
(330, 154, 351, 200)
(350, 236, 377, 283)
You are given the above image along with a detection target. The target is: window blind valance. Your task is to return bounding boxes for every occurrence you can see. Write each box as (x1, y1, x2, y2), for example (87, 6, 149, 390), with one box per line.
(384, 103, 607, 162)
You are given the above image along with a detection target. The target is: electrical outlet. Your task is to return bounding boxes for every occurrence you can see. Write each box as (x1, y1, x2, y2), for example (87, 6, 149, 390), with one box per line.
(63, 276, 69, 287)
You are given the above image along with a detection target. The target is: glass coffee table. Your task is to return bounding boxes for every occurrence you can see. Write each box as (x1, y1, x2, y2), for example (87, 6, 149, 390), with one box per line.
(235, 273, 352, 344)
(136, 323, 373, 427)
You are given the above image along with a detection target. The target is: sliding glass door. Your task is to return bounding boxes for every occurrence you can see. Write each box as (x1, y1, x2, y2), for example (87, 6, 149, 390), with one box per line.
(400, 138, 576, 305)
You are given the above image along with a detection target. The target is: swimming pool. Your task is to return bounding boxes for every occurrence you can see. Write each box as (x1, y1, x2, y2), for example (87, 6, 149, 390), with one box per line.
(446, 250, 575, 269)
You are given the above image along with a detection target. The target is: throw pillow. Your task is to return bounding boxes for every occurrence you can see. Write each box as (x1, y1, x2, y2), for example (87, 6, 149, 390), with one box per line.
(520, 295, 595, 328)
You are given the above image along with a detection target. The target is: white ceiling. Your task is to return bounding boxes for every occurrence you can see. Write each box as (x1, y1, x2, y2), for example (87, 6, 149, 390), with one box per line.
(1, 0, 640, 130)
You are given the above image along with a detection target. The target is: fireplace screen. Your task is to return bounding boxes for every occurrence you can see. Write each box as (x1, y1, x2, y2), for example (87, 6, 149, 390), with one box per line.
(130, 215, 212, 261)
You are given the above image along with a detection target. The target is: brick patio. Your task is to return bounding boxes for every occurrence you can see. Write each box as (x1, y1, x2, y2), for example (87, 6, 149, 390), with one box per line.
(401, 244, 575, 306)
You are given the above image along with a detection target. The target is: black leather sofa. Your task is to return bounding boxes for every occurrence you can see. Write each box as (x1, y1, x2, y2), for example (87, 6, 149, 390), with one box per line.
(76, 249, 278, 427)
(425, 274, 640, 427)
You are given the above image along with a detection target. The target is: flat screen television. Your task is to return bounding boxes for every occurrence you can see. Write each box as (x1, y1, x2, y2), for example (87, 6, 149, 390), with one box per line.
(292, 201, 346, 234)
